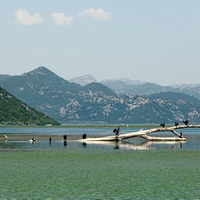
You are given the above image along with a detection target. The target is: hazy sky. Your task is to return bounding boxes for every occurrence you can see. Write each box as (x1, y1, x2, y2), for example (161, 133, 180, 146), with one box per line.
(1, 0, 200, 85)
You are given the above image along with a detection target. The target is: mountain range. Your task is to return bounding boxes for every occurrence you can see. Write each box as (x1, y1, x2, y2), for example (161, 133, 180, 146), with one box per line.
(69, 74, 200, 99)
(1, 66, 200, 125)
(102, 80, 200, 100)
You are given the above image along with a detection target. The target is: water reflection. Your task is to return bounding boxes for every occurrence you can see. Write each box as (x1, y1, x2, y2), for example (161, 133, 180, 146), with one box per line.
(0, 139, 188, 151)
(49, 137, 52, 145)
(82, 142, 87, 147)
(114, 142, 119, 149)
(63, 141, 67, 147)
(80, 140, 187, 150)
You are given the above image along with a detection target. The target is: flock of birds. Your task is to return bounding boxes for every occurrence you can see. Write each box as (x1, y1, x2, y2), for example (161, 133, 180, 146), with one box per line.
(160, 120, 189, 128)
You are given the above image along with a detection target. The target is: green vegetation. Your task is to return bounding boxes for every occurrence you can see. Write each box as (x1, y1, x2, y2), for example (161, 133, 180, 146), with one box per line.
(1, 149, 200, 199)
(0, 87, 60, 125)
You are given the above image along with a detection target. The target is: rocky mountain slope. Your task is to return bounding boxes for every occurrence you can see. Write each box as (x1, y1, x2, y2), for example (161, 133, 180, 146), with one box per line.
(0, 67, 115, 123)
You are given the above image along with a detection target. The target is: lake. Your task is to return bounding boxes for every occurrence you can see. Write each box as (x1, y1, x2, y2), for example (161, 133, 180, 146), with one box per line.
(1, 126, 200, 150)
(1, 127, 200, 199)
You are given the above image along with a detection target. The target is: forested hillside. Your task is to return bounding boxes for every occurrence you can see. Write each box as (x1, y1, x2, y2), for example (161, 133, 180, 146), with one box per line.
(0, 87, 60, 125)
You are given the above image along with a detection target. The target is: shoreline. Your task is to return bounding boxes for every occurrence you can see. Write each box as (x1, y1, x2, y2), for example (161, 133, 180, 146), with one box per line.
(0, 125, 159, 129)
(0, 134, 83, 141)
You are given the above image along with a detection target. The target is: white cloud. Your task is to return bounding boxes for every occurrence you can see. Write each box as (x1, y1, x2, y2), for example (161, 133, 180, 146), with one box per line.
(78, 8, 111, 20)
(10, 8, 110, 26)
(52, 12, 74, 26)
(13, 9, 44, 25)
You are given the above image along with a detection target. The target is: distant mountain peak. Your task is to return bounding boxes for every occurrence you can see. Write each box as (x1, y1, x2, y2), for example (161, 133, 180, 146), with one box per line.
(23, 66, 52, 76)
(118, 78, 145, 85)
(69, 74, 97, 86)
(101, 78, 145, 87)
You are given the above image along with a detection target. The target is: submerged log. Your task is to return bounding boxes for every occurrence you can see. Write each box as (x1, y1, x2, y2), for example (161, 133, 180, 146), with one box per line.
(83, 125, 200, 142)
(140, 134, 187, 141)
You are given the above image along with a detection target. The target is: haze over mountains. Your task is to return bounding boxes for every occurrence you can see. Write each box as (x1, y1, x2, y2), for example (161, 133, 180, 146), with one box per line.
(69, 74, 200, 99)
(1, 66, 200, 125)
(69, 74, 97, 86)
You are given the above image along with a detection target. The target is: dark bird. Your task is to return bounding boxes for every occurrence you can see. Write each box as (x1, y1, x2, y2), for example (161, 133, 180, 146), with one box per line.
(82, 134, 87, 139)
(113, 127, 120, 136)
(113, 128, 117, 133)
(180, 132, 183, 138)
(183, 120, 189, 126)
(160, 123, 165, 128)
(175, 122, 179, 127)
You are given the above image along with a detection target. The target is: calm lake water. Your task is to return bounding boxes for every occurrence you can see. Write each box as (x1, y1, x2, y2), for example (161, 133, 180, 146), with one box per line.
(0, 127, 200, 150)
